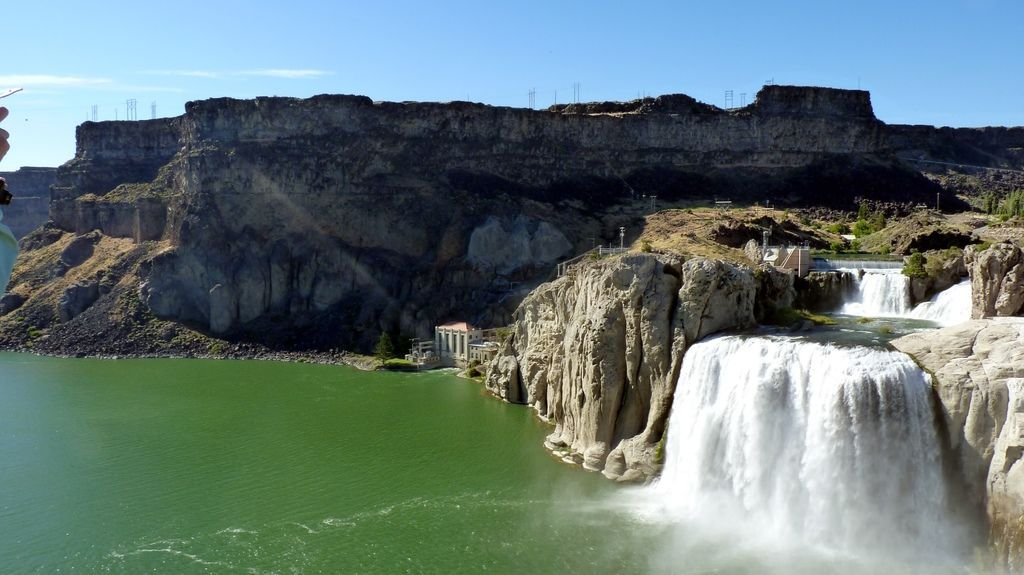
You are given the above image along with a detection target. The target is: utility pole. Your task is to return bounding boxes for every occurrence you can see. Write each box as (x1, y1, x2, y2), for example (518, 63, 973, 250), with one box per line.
(619, 227, 625, 249)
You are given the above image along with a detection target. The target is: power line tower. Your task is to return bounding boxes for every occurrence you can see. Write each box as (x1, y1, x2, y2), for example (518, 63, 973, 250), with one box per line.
(126, 99, 137, 121)
(573, 82, 581, 103)
(740, 92, 747, 107)
(151, 101, 157, 119)
(725, 90, 734, 109)
(528, 88, 536, 109)
(91, 105, 98, 122)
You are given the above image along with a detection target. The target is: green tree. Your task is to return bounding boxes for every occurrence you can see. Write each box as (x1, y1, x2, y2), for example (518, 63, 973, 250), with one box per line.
(984, 192, 999, 215)
(902, 251, 928, 279)
(374, 332, 395, 360)
(1000, 190, 1024, 219)
(857, 201, 870, 221)
(852, 219, 873, 238)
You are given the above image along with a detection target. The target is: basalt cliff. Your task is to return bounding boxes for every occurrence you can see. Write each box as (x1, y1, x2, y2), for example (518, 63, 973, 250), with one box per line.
(3, 85, 1022, 355)
(0, 167, 55, 239)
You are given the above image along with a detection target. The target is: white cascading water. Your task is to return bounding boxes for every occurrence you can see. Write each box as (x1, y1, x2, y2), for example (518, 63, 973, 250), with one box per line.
(653, 335, 966, 559)
(839, 269, 912, 317)
(910, 279, 973, 326)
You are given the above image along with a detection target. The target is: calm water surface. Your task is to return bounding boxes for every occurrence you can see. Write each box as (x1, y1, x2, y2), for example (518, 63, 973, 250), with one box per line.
(1, 354, 655, 574)
(0, 353, 984, 574)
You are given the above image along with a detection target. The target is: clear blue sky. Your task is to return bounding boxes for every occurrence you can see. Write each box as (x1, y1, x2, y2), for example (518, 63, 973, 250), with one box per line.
(2, 0, 1022, 169)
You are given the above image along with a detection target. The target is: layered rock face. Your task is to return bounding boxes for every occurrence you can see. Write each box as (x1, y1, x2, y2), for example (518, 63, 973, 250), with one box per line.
(794, 270, 855, 312)
(892, 319, 1024, 568)
(485, 254, 756, 481)
(0, 167, 55, 239)
(15, 85, 1019, 351)
(967, 241, 1024, 319)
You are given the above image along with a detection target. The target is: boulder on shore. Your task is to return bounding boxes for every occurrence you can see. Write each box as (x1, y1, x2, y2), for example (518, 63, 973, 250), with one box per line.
(966, 241, 1024, 319)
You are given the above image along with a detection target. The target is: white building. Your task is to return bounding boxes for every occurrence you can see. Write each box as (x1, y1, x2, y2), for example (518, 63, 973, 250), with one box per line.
(434, 322, 500, 367)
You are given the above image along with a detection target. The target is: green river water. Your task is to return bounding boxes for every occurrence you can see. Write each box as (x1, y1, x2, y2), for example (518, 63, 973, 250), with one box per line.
(0, 353, 985, 574)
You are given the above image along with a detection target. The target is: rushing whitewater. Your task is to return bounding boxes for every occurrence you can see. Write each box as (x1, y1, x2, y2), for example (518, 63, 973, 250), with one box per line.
(839, 269, 912, 317)
(910, 279, 972, 326)
(655, 335, 966, 558)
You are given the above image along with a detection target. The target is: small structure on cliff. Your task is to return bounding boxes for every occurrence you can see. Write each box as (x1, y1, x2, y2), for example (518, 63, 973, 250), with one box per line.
(434, 322, 500, 367)
(403, 338, 439, 368)
(764, 244, 812, 277)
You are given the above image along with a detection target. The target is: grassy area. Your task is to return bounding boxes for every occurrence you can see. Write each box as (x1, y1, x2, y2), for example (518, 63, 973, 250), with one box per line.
(380, 358, 417, 370)
(763, 307, 837, 328)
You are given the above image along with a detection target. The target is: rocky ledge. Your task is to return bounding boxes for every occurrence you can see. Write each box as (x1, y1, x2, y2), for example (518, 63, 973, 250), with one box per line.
(485, 253, 765, 482)
(893, 319, 1024, 569)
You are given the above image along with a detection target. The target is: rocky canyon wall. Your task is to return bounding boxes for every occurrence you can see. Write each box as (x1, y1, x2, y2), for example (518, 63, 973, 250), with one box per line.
(11, 85, 1021, 351)
(0, 167, 55, 239)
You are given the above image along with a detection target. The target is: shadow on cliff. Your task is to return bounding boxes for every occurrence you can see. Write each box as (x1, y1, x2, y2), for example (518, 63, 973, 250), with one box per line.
(448, 155, 963, 213)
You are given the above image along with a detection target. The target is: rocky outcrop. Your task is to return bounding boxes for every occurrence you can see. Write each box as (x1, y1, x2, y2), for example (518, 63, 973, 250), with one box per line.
(794, 270, 855, 312)
(484, 254, 756, 482)
(892, 319, 1024, 569)
(753, 265, 796, 320)
(0, 167, 55, 239)
(909, 248, 967, 305)
(966, 241, 1024, 319)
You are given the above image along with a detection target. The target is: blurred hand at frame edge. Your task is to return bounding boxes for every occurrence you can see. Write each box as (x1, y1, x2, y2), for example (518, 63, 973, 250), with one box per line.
(0, 106, 9, 163)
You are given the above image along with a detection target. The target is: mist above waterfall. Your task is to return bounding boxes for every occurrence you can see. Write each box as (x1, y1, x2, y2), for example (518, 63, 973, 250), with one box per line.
(646, 335, 974, 567)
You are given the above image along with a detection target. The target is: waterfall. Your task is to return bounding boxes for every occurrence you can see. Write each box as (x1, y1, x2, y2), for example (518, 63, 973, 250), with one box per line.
(910, 279, 972, 326)
(654, 335, 965, 558)
(839, 269, 911, 317)
(814, 258, 903, 272)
